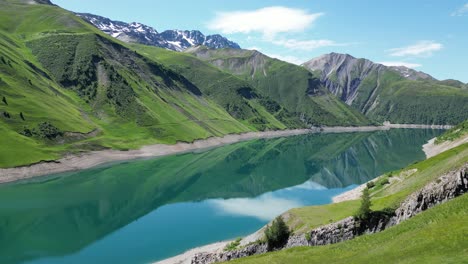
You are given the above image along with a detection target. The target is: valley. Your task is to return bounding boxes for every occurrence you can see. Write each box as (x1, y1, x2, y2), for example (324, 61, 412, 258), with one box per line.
(0, 1, 467, 264)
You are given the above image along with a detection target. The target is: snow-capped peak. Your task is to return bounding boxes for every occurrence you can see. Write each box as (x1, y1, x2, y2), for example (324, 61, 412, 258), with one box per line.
(77, 13, 240, 52)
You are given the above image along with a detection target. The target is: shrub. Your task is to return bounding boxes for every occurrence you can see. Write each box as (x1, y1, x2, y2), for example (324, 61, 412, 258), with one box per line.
(36, 122, 63, 139)
(224, 238, 242, 251)
(366, 181, 375, 189)
(355, 187, 372, 220)
(264, 216, 290, 251)
(380, 178, 390, 185)
(20, 127, 33, 137)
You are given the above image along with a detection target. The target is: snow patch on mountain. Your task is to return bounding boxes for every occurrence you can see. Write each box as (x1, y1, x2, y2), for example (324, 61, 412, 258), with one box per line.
(77, 13, 240, 51)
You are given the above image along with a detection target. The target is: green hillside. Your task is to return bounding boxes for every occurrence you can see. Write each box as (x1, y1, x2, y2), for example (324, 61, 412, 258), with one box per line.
(0, 0, 379, 168)
(132, 44, 305, 129)
(302, 53, 468, 125)
(358, 71, 468, 124)
(185, 47, 372, 126)
(233, 193, 468, 264)
(0, 1, 281, 168)
(435, 119, 468, 144)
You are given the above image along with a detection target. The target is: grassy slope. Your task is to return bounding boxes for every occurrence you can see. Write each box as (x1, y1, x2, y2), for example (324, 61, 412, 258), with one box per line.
(234, 193, 468, 264)
(435, 119, 468, 144)
(0, 1, 297, 168)
(132, 44, 304, 130)
(185, 47, 372, 126)
(370, 76, 468, 124)
(339, 67, 468, 125)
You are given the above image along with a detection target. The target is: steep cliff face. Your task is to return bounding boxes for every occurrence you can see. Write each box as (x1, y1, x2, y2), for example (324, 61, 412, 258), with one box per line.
(302, 53, 468, 125)
(302, 53, 434, 105)
(303, 53, 384, 105)
(191, 164, 468, 264)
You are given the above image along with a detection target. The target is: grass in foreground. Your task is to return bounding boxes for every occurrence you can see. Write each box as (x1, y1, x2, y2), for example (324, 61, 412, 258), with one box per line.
(233, 193, 468, 264)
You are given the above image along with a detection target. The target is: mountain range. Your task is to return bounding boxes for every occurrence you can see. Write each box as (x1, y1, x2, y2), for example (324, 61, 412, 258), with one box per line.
(0, 0, 467, 168)
(76, 13, 241, 51)
(187, 47, 468, 125)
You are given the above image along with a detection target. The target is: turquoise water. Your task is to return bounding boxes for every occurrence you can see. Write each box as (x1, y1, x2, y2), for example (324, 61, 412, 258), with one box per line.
(0, 129, 442, 264)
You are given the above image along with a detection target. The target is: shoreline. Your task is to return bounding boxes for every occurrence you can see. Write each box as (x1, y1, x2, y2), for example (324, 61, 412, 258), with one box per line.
(0, 123, 451, 184)
(422, 135, 468, 158)
(154, 127, 458, 264)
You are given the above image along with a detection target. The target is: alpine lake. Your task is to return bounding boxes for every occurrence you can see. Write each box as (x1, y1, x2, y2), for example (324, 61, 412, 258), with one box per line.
(0, 129, 443, 264)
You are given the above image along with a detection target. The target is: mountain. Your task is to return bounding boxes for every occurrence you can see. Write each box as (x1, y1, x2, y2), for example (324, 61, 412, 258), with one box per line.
(0, 0, 305, 168)
(185, 46, 372, 126)
(77, 13, 240, 51)
(302, 53, 468, 124)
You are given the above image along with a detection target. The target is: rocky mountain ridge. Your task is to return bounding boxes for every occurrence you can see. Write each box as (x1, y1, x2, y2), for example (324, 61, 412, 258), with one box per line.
(302, 53, 434, 104)
(76, 13, 240, 51)
(301, 52, 468, 124)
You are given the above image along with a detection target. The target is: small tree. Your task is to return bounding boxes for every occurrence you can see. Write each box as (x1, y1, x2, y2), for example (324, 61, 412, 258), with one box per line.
(355, 187, 372, 220)
(264, 216, 290, 251)
(20, 112, 25, 121)
(2, 96, 7, 105)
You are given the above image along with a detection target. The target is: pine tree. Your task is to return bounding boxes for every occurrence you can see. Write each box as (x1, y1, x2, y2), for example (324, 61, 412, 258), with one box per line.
(356, 187, 372, 220)
(264, 216, 290, 251)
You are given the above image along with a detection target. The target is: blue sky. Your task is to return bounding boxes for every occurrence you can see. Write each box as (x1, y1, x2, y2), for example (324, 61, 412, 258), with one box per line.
(53, 0, 468, 82)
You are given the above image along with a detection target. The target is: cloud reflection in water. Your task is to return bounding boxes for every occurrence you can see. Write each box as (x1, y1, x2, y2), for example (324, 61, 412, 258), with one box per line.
(208, 180, 326, 221)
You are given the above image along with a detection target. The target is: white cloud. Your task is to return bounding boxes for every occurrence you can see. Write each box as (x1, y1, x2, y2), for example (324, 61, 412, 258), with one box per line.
(387, 41, 443, 57)
(378, 61, 422, 68)
(451, 3, 468, 16)
(207, 6, 323, 37)
(267, 54, 304, 65)
(273, 39, 340, 50)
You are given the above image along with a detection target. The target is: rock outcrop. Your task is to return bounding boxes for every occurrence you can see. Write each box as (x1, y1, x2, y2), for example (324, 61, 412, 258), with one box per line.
(388, 165, 468, 226)
(302, 53, 434, 106)
(191, 164, 468, 264)
(192, 244, 267, 264)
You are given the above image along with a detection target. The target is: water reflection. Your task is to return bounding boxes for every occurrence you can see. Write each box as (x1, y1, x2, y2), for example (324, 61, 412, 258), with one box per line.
(0, 129, 442, 264)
